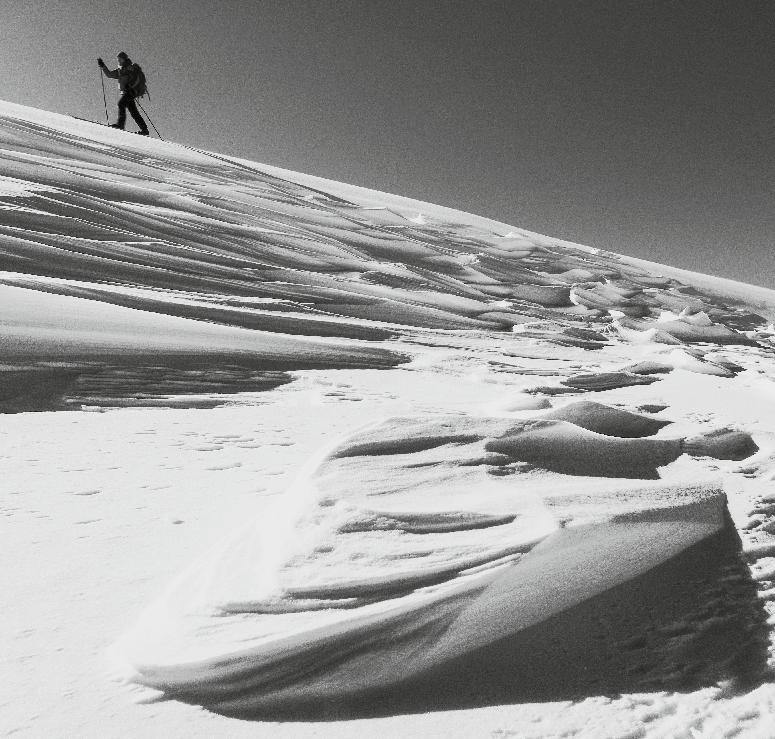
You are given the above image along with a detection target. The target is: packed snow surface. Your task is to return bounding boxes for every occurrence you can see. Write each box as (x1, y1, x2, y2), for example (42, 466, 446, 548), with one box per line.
(3, 99, 775, 738)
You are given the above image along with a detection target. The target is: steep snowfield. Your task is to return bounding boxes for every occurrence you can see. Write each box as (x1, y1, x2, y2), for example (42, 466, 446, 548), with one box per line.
(3, 99, 775, 738)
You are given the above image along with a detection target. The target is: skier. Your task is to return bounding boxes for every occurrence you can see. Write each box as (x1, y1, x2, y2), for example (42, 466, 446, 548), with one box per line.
(97, 52, 149, 135)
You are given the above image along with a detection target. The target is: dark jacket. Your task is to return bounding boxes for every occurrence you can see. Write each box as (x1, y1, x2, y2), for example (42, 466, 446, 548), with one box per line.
(102, 60, 142, 95)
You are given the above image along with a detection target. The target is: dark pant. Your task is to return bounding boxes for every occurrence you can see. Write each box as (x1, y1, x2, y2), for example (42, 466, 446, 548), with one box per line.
(116, 92, 148, 132)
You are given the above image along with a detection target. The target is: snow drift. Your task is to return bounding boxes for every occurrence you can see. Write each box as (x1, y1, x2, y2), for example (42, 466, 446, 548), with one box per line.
(109, 405, 765, 716)
(110, 412, 761, 716)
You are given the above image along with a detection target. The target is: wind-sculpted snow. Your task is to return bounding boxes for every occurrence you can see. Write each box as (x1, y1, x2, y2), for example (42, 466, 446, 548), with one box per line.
(4, 100, 775, 736)
(111, 403, 764, 715)
(1, 100, 773, 411)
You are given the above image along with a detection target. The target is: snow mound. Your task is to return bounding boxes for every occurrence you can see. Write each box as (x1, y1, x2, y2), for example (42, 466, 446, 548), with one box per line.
(539, 400, 672, 437)
(110, 407, 762, 715)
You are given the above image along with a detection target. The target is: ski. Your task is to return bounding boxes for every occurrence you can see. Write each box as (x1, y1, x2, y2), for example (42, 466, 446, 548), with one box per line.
(70, 116, 153, 136)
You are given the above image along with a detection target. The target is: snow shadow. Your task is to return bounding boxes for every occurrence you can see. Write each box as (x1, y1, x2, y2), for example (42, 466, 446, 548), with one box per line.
(223, 511, 769, 721)
(0, 363, 294, 413)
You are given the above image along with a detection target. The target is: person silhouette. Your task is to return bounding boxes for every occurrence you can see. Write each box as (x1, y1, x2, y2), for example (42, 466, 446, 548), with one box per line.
(97, 52, 149, 135)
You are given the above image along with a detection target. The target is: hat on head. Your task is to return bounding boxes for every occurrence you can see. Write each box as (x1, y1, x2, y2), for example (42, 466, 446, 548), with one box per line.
(117, 51, 129, 60)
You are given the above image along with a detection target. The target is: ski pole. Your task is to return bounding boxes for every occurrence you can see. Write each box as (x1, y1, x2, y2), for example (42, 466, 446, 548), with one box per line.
(135, 100, 163, 141)
(99, 68, 109, 124)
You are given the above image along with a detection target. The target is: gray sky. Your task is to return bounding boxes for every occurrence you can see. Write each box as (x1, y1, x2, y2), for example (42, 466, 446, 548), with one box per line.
(2, 0, 774, 288)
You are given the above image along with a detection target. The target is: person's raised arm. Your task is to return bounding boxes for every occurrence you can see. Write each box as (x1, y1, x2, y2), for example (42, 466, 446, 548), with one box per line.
(97, 58, 119, 78)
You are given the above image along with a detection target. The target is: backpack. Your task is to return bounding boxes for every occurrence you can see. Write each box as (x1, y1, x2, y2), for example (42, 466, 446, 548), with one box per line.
(132, 64, 148, 98)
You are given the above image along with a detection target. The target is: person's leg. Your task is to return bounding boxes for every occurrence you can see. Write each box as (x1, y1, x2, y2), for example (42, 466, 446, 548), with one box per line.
(114, 94, 129, 128)
(125, 96, 149, 133)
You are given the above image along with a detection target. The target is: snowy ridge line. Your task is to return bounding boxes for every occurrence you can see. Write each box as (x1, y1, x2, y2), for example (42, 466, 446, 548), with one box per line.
(2, 99, 773, 351)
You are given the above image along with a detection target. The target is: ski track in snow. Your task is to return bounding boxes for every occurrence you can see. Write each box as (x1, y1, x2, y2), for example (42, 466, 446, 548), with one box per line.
(2, 99, 775, 738)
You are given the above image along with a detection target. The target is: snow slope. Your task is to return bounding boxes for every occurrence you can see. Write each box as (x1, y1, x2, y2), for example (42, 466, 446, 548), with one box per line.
(3, 99, 775, 738)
